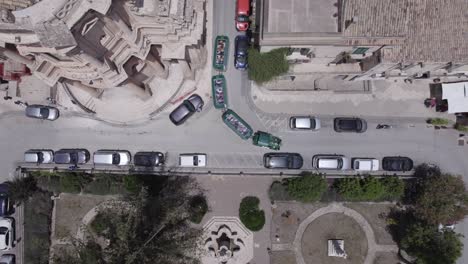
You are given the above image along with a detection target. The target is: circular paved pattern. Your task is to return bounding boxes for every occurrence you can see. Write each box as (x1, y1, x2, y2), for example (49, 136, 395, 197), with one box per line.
(294, 203, 380, 264)
(301, 213, 367, 264)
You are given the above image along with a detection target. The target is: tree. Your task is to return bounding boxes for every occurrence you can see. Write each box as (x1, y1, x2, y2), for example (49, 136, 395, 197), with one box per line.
(401, 223, 463, 264)
(413, 172, 468, 225)
(8, 175, 37, 204)
(286, 173, 327, 202)
(247, 47, 289, 84)
(188, 195, 208, 224)
(239, 196, 265, 231)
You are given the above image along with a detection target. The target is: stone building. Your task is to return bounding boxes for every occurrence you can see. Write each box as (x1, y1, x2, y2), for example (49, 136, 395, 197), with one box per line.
(258, 0, 468, 82)
(0, 0, 207, 117)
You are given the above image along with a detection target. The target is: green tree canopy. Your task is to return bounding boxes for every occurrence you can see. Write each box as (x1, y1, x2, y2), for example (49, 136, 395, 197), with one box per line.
(239, 196, 265, 231)
(412, 170, 468, 225)
(286, 173, 327, 202)
(247, 47, 289, 84)
(401, 223, 463, 264)
(335, 176, 404, 201)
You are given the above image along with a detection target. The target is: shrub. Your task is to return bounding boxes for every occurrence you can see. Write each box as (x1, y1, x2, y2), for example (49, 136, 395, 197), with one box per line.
(188, 195, 208, 224)
(454, 123, 468, 132)
(248, 47, 289, 84)
(334, 176, 405, 201)
(239, 196, 265, 231)
(123, 175, 142, 194)
(90, 212, 112, 236)
(83, 175, 125, 195)
(285, 173, 327, 202)
(427, 118, 450, 125)
(268, 181, 292, 201)
(8, 175, 38, 204)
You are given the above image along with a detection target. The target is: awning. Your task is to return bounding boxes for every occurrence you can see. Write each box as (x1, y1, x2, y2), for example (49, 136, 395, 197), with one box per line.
(442, 82, 468, 113)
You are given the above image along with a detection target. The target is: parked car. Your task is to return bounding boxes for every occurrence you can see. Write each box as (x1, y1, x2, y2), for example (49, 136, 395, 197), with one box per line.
(0, 185, 9, 217)
(169, 94, 204, 125)
(54, 149, 90, 164)
(0, 254, 14, 264)
(179, 154, 206, 167)
(0, 218, 14, 251)
(438, 222, 456, 232)
(312, 155, 350, 170)
(24, 149, 54, 164)
(235, 0, 250, 31)
(352, 158, 380, 171)
(382, 156, 413, 171)
(134, 152, 164, 167)
(234, 35, 249, 70)
(93, 150, 131, 166)
(333, 117, 367, 133)
(263, 153, 303, 169)
(289, 116, 321, 130)
(25, 105, 59, 121)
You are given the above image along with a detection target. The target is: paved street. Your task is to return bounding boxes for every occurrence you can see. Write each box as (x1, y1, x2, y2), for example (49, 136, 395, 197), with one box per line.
(0, 0, 465, 263)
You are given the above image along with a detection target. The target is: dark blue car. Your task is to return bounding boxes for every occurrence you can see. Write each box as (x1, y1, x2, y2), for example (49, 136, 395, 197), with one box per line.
(0, 184, 10, 216)
(234, 35, 249, 70)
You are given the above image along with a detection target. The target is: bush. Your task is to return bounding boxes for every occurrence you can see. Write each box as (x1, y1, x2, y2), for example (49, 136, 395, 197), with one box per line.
(239, 196, 265, 231)
(427, 118, 450, 125)
(454, 123, 468, 132)
(90, 212, 112, 236)
(83, 175, 125, 195)
(268, 181, 292, 201)
(248, 47, 289, 84)
(334, 176, 405, 201)
(123, 175, 142, 194)
(8, 175, 38, 204)
(286, 173, 327, 202)
(188, 195, 208, 224)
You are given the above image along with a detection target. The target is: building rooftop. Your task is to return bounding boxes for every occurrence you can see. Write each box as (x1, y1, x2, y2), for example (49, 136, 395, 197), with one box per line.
(343, 0, 468, 63)
(265, 0, 339, 33)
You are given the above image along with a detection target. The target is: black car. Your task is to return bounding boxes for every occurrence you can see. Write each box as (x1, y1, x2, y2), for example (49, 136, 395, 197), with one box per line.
(169, 94, 204, 125)
(134, 152, 164, 167)
(234, 35, 249, 70)
(263, 153, 303, 169)
(55, 149, 90, 164)
(333, 117, 367, 133)
(382, 156, 414, 171)
(0, 184, 10, 216)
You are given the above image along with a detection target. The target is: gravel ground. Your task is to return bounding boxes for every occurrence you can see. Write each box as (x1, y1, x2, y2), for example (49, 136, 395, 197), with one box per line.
(373, 252, 401, 264)
(301, 213, 368, 264)
(271, 250, 296, 264)
(344, 203, 397, 245)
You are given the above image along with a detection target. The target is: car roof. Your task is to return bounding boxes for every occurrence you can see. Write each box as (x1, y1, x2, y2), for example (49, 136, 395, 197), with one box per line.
(170, 104, 191, 123)
(293, 117, 312, 128)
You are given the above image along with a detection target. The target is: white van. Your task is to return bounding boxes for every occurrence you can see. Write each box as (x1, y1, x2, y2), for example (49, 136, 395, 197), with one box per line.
(93, 150, 131, 165)
(179, 154, 207, 167)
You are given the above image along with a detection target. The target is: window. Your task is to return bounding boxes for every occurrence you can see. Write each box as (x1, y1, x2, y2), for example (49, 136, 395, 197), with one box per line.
(352, 47, 369, 55)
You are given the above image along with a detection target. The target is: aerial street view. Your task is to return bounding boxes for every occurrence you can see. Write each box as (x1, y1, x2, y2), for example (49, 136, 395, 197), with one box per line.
(0, 0, 467, 263)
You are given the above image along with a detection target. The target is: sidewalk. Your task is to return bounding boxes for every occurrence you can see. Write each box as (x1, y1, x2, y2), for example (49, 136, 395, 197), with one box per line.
(252, 78, 453, 119)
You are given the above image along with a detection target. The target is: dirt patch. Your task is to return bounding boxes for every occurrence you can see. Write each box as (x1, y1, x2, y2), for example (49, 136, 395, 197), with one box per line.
(301, 213, 367, 264)
(344, 203, 396, 245)
(53, 193, 116, 240)
(271, 250, 296, 264)
(271, 201, 327, 244)
(373, 252, 400, 264)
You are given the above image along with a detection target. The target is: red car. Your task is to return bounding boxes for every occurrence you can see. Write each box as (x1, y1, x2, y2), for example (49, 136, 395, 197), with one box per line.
(236, 0, 250, 31)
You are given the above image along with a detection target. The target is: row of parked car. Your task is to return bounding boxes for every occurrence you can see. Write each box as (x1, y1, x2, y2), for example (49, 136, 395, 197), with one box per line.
(24, 149, 209, 168)
(290, 116, 367, 132)
(0, 183, 16, 263)
(264, 153, 413, 171)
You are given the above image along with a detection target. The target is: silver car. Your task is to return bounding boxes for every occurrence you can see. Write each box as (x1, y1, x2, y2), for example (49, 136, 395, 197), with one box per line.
(24, 149, 54, 164)
(25, 105, 59, 121)
(289, 116, 321, 130)
(93, 150, 131, 166)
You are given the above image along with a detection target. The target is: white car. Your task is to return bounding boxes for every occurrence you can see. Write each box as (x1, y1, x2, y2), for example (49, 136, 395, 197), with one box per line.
(289, 116, 321, 130)
(312, 155, 350, 170)
(0, 218, 14, 251)
(179, 154, 207, 167)
(24, 149, 54, 164)
(93, 150, 131, 166)
(352, 158, 380, 171)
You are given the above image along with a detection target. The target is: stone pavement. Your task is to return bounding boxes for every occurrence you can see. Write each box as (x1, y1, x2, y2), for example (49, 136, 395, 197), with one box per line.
(271, 203, 398, 264)
(252, 78, 453, 119)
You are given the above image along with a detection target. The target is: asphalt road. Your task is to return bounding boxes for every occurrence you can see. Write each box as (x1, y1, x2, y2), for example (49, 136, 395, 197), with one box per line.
(0, 0, 466, 263)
